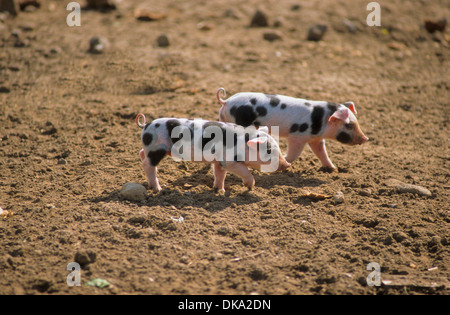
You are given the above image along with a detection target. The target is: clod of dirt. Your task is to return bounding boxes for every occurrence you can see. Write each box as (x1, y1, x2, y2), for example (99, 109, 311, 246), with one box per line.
(424, 18, 447, 33)
(250, 10, 269, 27)
(263, 31, 282, 42)
(156, 34, 170, 47)
(385, 179, 432, 197)
(307, 24, 327, 41)
(88, 36, 109, 54)
(120, 183, 148, 202)
(74, 249, 97, 267)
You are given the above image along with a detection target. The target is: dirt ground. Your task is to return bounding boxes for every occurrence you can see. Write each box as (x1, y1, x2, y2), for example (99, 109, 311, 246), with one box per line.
(0, 0, 449, 295)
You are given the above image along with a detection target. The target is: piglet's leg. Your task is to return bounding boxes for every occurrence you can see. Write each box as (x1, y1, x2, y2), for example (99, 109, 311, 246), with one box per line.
(213, 163, 226, 192)
(285, 137, 307, 163)
(225, 162, 255, 190)
(139, 149, 162, 192)
(308, 139, 336, 171)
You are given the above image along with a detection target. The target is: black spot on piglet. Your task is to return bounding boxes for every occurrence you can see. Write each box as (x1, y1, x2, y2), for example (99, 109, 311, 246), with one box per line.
(148, 149, 167, 166)
(143, 133, 153, 146)
(290, 124, 299, 133)
(265, 94, 280, 107)
(256, 106, 267, 117)
(234, 105, 257, 127)
(299, 123, 308, 132)
(336, 132, 352, 144)
(311, 106, 325, 135)
(166, 119, 182, 143)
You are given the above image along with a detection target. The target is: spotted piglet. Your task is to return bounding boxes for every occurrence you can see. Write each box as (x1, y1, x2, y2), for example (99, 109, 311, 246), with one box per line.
(217, 88, 369, 171)
(136, 114, 290, 192)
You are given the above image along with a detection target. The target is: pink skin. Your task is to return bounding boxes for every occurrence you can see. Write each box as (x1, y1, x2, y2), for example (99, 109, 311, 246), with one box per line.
(137, 119, 289, 192)
(139, 149, 162, 192)
(217, 89, 369, 171)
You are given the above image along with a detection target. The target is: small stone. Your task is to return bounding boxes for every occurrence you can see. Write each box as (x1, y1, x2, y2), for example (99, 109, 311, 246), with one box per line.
(120, 183, 148, 202)
(357, 188, 372, 196)
(88, 36, 109, 54)
(74, 249, 97, 267)
(263, 31, 282, 42)
(156, 34, 169, 47)
(250, 10, 268, 27)
(57, 158, 67, 165)
(332, 191, 345, 204)
(307, 24, 327, 41)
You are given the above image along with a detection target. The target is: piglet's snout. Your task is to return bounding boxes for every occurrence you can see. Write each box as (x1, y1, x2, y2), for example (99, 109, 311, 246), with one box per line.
(355, 135, 369, 145)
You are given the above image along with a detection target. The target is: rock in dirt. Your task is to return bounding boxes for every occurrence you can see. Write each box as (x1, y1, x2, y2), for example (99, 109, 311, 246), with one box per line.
(385, 179, 432, 197)
(74, 249, 97, 267)
(307, 24, 327, 41)
(88, 36, 109, 54)
(120, 183, 148, 202)
(156, 34, 170, 47)
(263, 31, 282, 42)
(332, 191, 345, 204)
(250, 10, 269, 27)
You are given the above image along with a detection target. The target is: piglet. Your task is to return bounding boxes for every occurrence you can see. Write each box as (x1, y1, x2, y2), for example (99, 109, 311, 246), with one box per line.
(136, 114, 290, 192)
(217, 88, 369, 171)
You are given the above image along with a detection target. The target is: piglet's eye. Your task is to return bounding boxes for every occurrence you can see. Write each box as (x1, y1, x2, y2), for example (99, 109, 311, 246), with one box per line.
(345, 123, 354, 130)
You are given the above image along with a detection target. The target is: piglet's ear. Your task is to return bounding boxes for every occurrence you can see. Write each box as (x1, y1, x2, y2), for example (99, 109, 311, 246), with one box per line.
(329, 108, 350, 124)
(344, 102, 357, 115)
(247, 136, 268, 148)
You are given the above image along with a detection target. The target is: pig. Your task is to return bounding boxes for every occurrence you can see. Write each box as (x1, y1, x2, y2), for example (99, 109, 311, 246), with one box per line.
(217, 88, 369, 171)
(135, 114, 291, 192)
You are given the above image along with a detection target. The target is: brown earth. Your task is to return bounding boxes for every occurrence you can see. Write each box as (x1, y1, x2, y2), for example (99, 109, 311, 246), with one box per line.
(0, 0, 449, 295)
